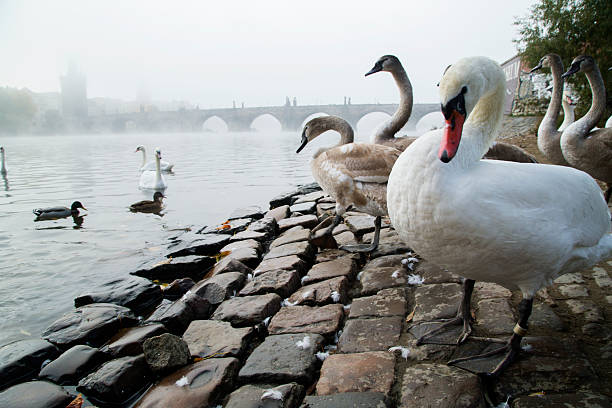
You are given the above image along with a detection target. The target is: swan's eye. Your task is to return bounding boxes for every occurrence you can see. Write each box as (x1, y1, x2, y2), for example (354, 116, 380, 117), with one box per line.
(461, 86, 467, 94)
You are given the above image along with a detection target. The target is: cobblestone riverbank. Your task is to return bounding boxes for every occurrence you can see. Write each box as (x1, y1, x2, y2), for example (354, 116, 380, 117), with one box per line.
(0, 181, 611, 408)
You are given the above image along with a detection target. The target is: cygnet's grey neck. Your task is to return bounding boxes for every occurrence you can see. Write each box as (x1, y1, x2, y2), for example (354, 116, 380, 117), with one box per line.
(373, 68, 413, 143)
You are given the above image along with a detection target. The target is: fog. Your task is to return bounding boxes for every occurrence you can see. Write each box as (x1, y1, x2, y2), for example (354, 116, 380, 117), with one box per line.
(1, 0, 536, 107)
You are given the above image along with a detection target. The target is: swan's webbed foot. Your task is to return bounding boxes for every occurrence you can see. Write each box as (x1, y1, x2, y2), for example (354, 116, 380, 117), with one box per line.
(410, 279, 475, 345)
(309, 215, 341, 249)
(448, 297, 533, 377)
(339, 216, 381, 254)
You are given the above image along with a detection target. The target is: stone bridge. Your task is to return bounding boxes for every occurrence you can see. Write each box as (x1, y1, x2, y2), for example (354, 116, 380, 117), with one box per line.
(88, 103, 440, 133)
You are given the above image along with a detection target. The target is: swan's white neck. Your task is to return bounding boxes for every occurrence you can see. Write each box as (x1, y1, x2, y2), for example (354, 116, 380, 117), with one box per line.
(453, 82, 506, 168)
(559, 99, 575, 131)
(140, 148, 147, 168)
(373, 68, 413, 143)
(154, 154, 162, 184)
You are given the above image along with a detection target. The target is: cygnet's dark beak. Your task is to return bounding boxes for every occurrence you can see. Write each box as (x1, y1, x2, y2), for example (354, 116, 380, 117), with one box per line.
(296, 133, 308, 154)
(365, 63, 382, 76)
(529, 61, 543, 73)
(562, 61, 581, 78)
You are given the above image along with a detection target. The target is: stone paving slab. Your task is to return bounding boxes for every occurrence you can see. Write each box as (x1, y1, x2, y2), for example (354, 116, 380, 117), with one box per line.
(270, 226, 311, 249)
(290, 201, 317, 214)
(337, 316, 403, 353)
(529, 302, 566, 332)
(166, 233, 230, 258)
(268, 304, 344, 337)
(229, 229, 269, 242)
(221, 239, 263, 255)
(263, 241, 315, 262)
(512, 391, 610, 408)
(0, 381, 74, 408)
(75, 276, 162, 315)
(265, 205, 290, 222)
(302, 256, 357, 284)
(412, 283, 462, 322)
(277, 215, 318, 232)
(223, 247, 260, 269)
(302, 392, 388, 408)
(248, 217, 278, 235)
(132, 255, 216, 281)
(293, 191, 326, 204)
(414, 261, 462, 284)
(255, 255, 307, 276)
(239, 269, 301, 298)
(315, 250, 360, 264)
(287, 276, 349, 306)
(475, 298, 515, 335)
(239, 333, 324, 383)
(225, 383, 304, 408)
(212, 293, 281, 327)
(592, 267, 612, 288)
(473, 281, 512, 300)
(229, 206, 264, 221)
(316, 352, 395, 395)
(133, 357, 239, 408)
(145, 293, 210, 335)
(399, 364, 483, 408)
(343, 214, 377, 235)
(359, 267, 408, 296)
(349, 288, 406, 318)
(100, 323, 167, 357)
(211, 257, 253, 276)
(182, 320, 254, 358)
(191, 272, 245, 305)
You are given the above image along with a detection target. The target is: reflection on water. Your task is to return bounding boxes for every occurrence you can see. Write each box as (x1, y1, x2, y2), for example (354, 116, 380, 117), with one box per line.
(0, 131, 313, 346)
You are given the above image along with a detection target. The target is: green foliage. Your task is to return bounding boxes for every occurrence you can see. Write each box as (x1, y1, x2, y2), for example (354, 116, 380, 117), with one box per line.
(514, 0, 612, 122)
(0, 87, 37, 134)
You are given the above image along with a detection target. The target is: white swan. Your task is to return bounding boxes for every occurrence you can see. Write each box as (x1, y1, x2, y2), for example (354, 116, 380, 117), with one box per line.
(139, 148, 167, 191)
(135, 145, 174, 172)
(387, 56, 612, 377)
(560, 55, 612, 201)
(0, 146, 6, 176)
(558, 91, 576, 131)
(297, 115, 401, 252)
(529, 54, 570, 166)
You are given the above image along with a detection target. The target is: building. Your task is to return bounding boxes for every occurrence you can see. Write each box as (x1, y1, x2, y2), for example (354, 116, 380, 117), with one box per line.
(60, 62, 87, 119)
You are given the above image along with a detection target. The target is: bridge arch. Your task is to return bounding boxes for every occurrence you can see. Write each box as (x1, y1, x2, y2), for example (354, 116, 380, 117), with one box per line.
(300, 112, 330, 129)
(250, 113, 282, 132)
(415, 112, 444, 134)
(201, 115, 229, 133)
(355, 112, 392, 142)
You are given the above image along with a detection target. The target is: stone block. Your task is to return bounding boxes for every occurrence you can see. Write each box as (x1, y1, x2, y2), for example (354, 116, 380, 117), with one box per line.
(239, 270, 301, 298)
(201, 218, 252, 235)
(302, 256, 357, 284)
(277, 214, 318, 231)
(226, 383, 304, 408)
(265, 205, 290, 222)
(166, 233, 230, 258)
(211, 257, 253, 276)
(557, 284, 589, 298)
(239, 333, 324, 383)
(192, 272, 245, 305)
(414, 261, 462, 284)
(229, 229, 269, 242)
(74, 276, 162, 315)
(145, 293, 210, 335)
(0, 381, 73, 408)
(592, 267, 612, 288)
(290, 201, 317, 214)
(38, 345, 104, 385)
(338, 316, 403, 353)
(360, 267, 408, 296)
(100, 324, 167, 357)
(254, 255, 307, 276)
(399, 364, 483, 407)
(133, 358, 239, 408)
(302, 392, 387, 408)
(316, 352, 395, 395)
(221, 239, 263, 256)
(270, 226, 311, 249)
(473, 282, 512, 300)
(475, 298, 515, 335)
(212, 293, 281, 327)
(0, 339, 59, 390)
(349, 288, 406, 318)
(182, 320, 254, 358)
(264, 241, 315, 262)
(268, 304, 344, 337)
(288, 276, 349, 306)
(412, 283, 462, 322)
(133, 256, 216, 281)
(229, 206, 264, 220)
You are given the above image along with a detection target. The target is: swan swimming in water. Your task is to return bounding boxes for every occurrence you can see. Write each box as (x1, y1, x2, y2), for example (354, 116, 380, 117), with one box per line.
(0, 146, 7, 176)
(387, 56, 612, 377)
(139, 148, 167, 191)
(135, 145, 174, 172)
(34, 201, 87, 220)
(297, 115, 400, 252)
(560, 55, 612, 202)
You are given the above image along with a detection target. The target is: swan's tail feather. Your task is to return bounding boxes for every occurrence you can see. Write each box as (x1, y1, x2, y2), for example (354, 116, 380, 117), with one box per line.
(564, 234, 612, 274)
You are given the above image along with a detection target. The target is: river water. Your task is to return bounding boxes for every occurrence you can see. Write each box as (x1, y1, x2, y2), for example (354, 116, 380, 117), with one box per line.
(0, 130, 363, 346)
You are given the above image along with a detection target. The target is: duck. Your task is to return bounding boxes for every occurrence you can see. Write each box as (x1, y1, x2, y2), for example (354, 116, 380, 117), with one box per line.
(139, 148, 167, 191)
(135, 145, 174, 172)
(529, 54, 571, 166)
(0, 146, 6, 176)
(130, 192, 164, 213)
(34, 201, 87, 220)
(558, 91, 577, 132)
(297, 115, 401, 252)
(386, 56, 612, 377)
(367, 55, 537, 163)
(560, 55, 612, 201)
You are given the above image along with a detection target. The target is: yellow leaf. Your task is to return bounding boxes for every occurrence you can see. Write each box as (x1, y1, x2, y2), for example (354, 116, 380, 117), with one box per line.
(406, 310, 415, 323)
(528, 391, 545, 397)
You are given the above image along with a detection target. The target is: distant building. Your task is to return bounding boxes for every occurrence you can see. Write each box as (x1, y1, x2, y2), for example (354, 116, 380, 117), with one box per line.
(501, 55, 522, 114)
(60, 62, 87, 119)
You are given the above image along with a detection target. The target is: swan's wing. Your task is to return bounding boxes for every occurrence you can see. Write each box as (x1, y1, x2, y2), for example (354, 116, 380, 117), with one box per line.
(322, 143, 401, 183)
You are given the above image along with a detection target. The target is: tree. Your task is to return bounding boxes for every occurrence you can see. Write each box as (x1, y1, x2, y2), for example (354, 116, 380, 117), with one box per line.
(0, 87, 37, 134)
(514, 0, 611, 122)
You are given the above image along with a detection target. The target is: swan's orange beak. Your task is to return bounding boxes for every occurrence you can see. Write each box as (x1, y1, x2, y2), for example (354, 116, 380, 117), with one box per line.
(438, 110, 464, 163)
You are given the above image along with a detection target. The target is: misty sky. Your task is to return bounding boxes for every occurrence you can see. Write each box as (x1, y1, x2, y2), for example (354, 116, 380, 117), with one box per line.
(1, 0, 537, 108)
